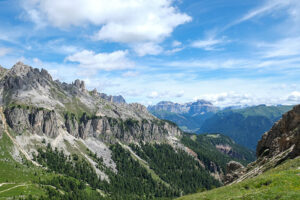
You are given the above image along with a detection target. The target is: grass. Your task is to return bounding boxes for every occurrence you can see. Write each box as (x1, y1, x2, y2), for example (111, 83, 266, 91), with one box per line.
(0, 133, 49, 199)
(177, 157, 300, 200)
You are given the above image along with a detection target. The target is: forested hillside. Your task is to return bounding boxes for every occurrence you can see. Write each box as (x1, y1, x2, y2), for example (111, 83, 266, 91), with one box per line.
(199, 105, 293, 149)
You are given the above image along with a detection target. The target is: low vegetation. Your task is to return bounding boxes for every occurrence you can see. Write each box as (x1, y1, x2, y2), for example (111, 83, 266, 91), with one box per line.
(177, 156, 300, 200)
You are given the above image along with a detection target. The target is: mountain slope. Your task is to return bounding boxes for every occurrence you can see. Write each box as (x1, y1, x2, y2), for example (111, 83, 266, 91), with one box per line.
(177, 104, 300, 200)
(200, 105, 293, 150)
(180, 133, 255, 181)
(0, 62, 236, 199)
(177, 156, 300, 200)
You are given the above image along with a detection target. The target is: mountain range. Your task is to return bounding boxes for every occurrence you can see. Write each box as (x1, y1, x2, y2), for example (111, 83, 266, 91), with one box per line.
(0, 62, 256, 200)
(178, 104, 300, 200)
(148, 100, 218, 132)
(149, 101, 293, 150)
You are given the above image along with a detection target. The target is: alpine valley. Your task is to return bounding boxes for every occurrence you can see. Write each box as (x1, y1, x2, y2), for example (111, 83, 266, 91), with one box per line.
(149, 101, 293, 150)
(0, 62, 299, 200)
(0, 63, 255, 200)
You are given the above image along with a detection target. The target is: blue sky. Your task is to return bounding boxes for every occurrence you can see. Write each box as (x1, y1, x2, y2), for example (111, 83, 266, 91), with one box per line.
(0, 0, 300, 107)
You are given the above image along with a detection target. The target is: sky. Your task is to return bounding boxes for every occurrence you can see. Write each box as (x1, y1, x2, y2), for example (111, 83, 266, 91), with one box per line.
(0, 0, 300, 107)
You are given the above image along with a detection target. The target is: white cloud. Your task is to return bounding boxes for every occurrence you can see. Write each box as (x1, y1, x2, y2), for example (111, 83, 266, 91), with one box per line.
(287, 91, 300, 102)
(147, 90, 184, 99)
(165, 47, 184, 55)
(0, 47, 11, 57)
(172, 40, 182, 47)
(22, 0, 191, 44)
(258, 37, 300, 58)
(231, 0, 295, 26)
(194, 92, 255, 107)
(148, 91, 159, 99)
(122, 71, 139, 77)
(66, 50, 135, 71)
(132, 42, 163, 56)
(191, 37, 225, 51)
(223, 0, 300, 32)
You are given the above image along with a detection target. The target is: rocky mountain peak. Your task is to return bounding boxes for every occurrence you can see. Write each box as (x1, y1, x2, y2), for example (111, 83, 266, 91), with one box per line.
(73, 79, 86, 91)
(91, 88, 98, 96)
(193, 99, 212, 105)
(10, 61, 32, 76)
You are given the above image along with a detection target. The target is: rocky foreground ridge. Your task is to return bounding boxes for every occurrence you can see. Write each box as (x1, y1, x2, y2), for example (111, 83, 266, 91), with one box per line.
(225, 104, 300, 184)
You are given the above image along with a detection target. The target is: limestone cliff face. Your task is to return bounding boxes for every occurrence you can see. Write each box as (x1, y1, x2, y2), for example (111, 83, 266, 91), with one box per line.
(256, 104, 300, 159)
(0, 62, 182, 144)
(0, 110, 3, 138)
(65, 114, 181, 143)
(4, 106, 59, 138)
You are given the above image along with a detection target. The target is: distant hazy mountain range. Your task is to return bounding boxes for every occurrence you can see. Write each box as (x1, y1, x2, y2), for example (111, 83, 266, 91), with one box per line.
(148, 101, 293, 150)
(148, 100, 219, 132)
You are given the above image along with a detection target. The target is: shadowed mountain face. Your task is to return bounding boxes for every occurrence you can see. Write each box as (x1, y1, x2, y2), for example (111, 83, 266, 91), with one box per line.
(149, 99, 293, 150)
(199, 105, 293, 150)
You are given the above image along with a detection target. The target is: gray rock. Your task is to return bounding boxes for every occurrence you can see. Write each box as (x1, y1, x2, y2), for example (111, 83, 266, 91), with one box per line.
(224, 161, 245, 184)
(64, 114, 181, 144)
(99, 93, 126, 104)
(4, 107, 59, 138)
(148, 99, 218, 115)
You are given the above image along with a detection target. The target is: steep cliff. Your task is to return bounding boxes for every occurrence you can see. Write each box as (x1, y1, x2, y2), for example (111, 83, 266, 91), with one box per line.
(0, 62, 181, 145)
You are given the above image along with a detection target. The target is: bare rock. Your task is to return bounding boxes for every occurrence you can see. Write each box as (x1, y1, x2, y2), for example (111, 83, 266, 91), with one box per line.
(4, 106, 59, 138)
(224, 161, 245, 184)
(257, 104, 300, 159)
(227, 104, 300, 185)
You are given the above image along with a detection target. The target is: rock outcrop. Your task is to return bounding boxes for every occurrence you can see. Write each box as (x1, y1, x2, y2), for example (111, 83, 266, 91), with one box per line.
(226, 104, 300, 184)
(0, 110, 3, 138)
(257, 104, 300, 159)
(65, 113, 181, 143)
(4, 106, 59, 138)
(224, 161, 244, 184)
(99, 93, 126, 104)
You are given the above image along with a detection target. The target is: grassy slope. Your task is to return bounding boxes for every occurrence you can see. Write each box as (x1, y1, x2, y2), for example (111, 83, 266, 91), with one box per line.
(0, 129, 98, 199)
(177, 157, 300, 200)
(0, 133, 48, 199)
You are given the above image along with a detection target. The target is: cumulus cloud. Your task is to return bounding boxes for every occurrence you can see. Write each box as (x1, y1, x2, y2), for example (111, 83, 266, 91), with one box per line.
(66, 50, 135, 71)
(287, 91, 300, 102)
(22, 0, 191, 44)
